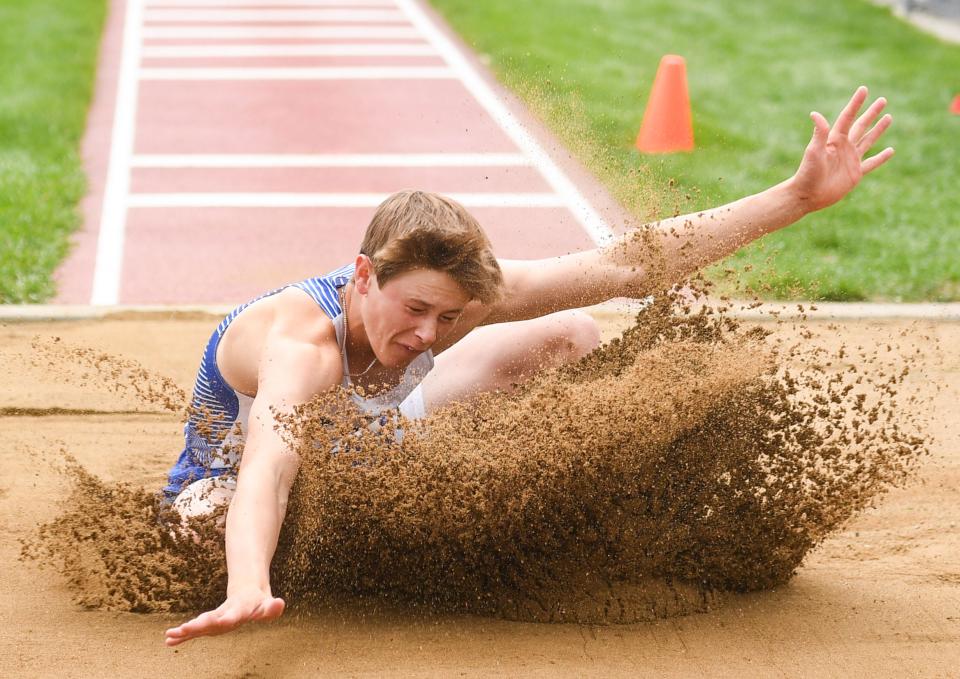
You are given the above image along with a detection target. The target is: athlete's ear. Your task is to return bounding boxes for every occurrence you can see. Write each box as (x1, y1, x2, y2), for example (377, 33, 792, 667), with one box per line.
(354, 254, 374, 294)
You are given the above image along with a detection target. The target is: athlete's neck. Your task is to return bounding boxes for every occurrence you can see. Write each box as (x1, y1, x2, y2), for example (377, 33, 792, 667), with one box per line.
(341, 283, 377, 371)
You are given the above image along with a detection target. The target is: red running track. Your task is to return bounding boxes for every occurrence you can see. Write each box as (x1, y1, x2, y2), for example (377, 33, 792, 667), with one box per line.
(56, 0, 629, 305)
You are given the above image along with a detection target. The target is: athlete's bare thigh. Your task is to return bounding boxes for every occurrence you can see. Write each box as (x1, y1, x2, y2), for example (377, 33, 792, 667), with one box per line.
(420, 308, 600, 413)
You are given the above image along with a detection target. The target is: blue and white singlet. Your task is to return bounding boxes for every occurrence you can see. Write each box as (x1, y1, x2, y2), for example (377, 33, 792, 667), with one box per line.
(161, 263, 434, 501)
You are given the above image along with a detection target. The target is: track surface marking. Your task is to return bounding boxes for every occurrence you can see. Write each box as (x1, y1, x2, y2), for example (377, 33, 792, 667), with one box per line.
(56, 0, 623, 305)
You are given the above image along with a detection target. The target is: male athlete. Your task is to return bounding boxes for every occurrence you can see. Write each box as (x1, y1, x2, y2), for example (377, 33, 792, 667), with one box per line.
(164, 87, 893, 646)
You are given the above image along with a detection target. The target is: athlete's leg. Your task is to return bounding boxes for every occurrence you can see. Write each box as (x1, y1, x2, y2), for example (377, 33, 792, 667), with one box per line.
(419, 308, 601, 412)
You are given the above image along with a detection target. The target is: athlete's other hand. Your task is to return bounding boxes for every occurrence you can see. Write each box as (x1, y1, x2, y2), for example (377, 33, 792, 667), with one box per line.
(164, 586, 285, 646)
(789, 85, 894, 212)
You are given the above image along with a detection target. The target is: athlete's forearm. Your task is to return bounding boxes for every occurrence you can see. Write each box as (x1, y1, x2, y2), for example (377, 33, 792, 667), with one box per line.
(604, 178, 811, 296)
(493, 177, 815, 323)
(224, 456, 291, 596)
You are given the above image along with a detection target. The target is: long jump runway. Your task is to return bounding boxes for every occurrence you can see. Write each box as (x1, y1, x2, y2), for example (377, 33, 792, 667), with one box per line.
(55, 0, 623, 305)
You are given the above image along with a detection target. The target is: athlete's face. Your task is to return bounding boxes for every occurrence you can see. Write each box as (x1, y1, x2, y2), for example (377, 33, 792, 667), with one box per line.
(355, 259, 471, 369)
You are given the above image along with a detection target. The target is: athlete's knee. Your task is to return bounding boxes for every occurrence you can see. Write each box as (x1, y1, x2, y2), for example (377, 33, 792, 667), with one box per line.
(506, 311, 600, 378)
(569, 310, 602, 355)
(547, 310, 601, 360)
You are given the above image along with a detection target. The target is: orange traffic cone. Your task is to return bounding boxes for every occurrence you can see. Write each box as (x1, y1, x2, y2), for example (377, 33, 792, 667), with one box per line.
(636, 55, 694, 153)
(951, 94, 960, 115)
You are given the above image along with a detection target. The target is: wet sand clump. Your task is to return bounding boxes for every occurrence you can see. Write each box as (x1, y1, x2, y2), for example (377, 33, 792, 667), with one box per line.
(23, 294, 928, 624)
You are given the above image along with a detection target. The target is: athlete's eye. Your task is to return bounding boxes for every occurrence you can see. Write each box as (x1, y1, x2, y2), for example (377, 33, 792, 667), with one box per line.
(406, 306, 426, 315)
(440, 316, 458, 323)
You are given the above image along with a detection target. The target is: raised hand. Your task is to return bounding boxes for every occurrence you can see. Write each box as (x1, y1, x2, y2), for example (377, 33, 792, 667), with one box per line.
(164, 587, 285, 647)
(790, 85, 894, 212)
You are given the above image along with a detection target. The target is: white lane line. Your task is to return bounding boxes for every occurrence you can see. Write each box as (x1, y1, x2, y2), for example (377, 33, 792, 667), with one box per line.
(395, 0, 614, 247)
(144, 9, 406, 22)
(142, 25, 419, 38)
(132, 153, 531, 167)
(91, 0, 144, 306)
(139, 66, 453, 79)
(147, 0, 396, 6)
(127, 193, 565, 208)
(141, 43, 437, 57)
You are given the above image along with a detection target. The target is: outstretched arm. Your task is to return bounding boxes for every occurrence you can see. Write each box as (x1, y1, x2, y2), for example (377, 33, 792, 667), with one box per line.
(483, 86, 893, 324)
(164, 298, 342, 647)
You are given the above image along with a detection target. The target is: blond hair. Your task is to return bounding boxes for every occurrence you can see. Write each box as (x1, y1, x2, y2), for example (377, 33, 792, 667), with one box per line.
(359, 190, 504, 304)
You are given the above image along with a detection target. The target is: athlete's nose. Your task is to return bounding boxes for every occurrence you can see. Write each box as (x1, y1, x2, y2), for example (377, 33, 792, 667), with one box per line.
(414, 317, 438, 348)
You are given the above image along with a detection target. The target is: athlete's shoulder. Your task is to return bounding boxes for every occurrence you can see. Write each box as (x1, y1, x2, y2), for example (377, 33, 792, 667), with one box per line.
(270, 287, 338, 345)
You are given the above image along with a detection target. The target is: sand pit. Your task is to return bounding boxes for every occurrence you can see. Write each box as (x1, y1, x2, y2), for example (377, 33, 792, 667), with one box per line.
(2, 311, 959, 676)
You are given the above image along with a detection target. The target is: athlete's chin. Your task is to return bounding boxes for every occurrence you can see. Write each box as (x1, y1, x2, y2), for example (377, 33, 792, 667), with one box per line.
(379, 356, 409, 370)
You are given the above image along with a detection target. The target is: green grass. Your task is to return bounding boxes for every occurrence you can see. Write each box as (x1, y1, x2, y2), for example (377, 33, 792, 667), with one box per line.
(0, 0, 106, 303)
(430, 0, 960, 301)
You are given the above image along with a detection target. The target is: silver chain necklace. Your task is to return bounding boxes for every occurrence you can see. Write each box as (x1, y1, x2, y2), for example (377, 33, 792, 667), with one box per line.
(338, 284, 378, 378)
